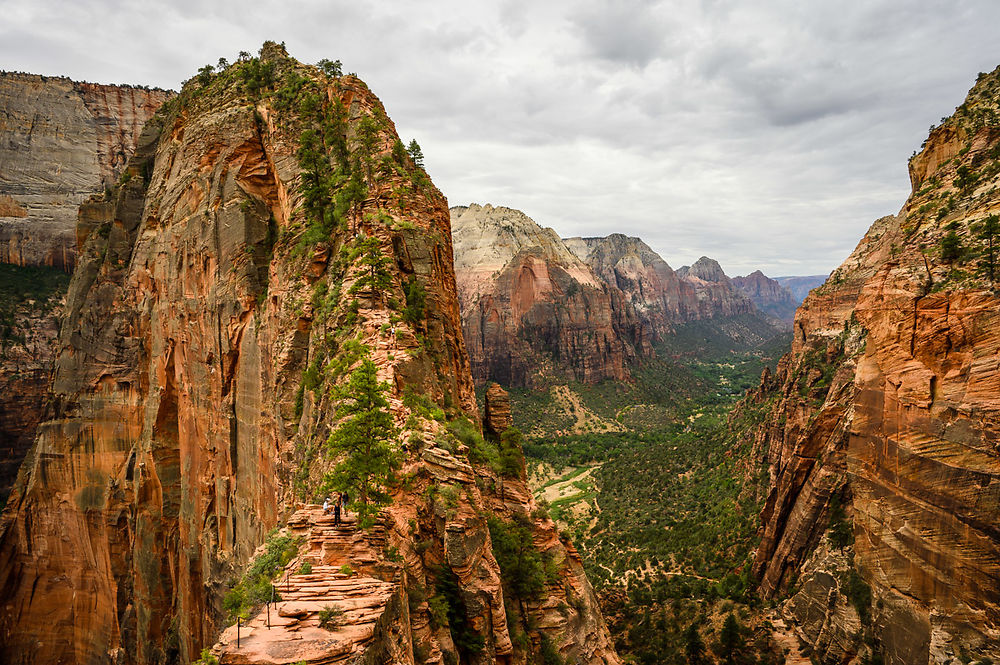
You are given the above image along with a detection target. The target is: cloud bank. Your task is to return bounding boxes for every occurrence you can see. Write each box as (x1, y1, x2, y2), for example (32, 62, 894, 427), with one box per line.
(2, 0, 998, 275)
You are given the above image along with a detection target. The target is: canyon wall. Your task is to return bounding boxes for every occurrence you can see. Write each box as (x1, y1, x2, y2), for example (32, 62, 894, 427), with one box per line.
(452, 206, 777, 387)
(749, 67, 1000, 664)
(0, 46, 618, 665)
(0, 72, 171, 271)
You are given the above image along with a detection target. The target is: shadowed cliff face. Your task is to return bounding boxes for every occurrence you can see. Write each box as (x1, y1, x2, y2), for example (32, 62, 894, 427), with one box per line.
(0, 72, 172, 272)
(0, 47, 619, 665)
(750, 67, 1000, 664)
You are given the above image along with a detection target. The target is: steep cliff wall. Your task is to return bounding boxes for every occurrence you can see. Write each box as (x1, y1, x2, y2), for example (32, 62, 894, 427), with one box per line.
(732, 270, 797, 324)
(452, 204, 649, 387)
(563, 233, 697, 335)
(750, 67, 1000, 664)
(0, 265, 68, 508)
(773, 274, 828, 304)
(0, 72, 171, 271)
(0, 46, 618, 665)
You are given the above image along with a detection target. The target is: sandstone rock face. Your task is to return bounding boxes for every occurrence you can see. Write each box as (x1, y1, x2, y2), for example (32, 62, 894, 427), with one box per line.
(0, 47, 618, 665)
(750, 67, 1000, 664)
(0, 72, 171, 271)
(452, 204, 649, 387)
(483, 383, 513, 438)
(732, 270, 797, 324)
(563, 233, 697, 335)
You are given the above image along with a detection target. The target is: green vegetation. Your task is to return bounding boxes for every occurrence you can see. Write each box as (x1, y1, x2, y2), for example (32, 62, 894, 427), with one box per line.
(941, 229, 963, 262)
(348, 234, 393, 304)
(977, 214, 999, 281)
(432, 564, 484, 657)
(318, 604, 344, 629)
(223, 531, 300, 621)
(518, 325, 789, 663)
(402, 276, 426, 326)
(845, 568, 873, 623)
(323, 357, 402, 528)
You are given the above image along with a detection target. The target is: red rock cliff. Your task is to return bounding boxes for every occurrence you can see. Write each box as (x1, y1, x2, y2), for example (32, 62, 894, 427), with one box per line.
(749, 67, 1000, 664)
(0, 46, 618, 665)
(452, 204, 649, 387)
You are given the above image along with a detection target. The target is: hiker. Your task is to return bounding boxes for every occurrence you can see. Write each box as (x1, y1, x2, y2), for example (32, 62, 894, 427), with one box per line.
(322, 496, 331, 515)
(341, 492, 350, 517)
(333, 498, 341, 526)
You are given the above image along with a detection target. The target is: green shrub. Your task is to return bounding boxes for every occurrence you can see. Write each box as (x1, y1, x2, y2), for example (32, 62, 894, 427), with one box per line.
(318, 604, 344, 629)
(222, 531, 299, 620)
(299, 561, 312, 574)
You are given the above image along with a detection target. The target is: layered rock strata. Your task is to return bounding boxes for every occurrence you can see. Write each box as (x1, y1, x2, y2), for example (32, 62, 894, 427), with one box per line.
(0, 72, 171, 270)
(732, 270, 797, 324)
(0, 46, 618, 665)
(452, 207, 776, 387)
(452, 204, 649, 386)
(749, 67, 1000, 664)
(562, 233, 698, 334)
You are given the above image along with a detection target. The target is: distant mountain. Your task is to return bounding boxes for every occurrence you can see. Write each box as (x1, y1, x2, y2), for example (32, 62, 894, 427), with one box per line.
(451, 204, 781, 386)
(772, 274, 828, 304)
(451, 204, 650, 386)
(732, 270, 797, 323)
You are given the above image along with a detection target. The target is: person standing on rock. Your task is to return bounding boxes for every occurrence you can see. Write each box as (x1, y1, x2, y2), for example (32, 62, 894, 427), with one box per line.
(323, 496, 331, 516)
(333, 497, 341, 526)
(341, 492, 350, 517)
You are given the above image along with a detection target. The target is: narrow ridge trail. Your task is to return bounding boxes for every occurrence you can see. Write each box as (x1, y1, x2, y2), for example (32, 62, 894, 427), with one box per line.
(215, 506, 404, 664)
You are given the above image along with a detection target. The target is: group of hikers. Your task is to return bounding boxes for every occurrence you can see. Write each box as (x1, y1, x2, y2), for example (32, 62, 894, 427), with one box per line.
(322, 492, 351, 526)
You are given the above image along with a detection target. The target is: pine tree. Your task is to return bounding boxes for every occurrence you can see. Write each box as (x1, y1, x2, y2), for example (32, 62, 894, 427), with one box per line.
(324, 357, 401, 527)
(349, 235, 393, 304)
(684, 621, 706, 664)
(718, 612, 745, 664)
(406, 139, 425, 169)
(978, 214, 999, 281)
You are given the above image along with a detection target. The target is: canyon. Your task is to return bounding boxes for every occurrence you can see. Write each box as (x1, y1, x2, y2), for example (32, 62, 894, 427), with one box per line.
(0, 45, 618, 665)
(451, 203, 779, 388)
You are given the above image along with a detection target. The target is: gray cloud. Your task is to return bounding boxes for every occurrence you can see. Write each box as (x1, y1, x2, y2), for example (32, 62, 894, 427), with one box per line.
(2, 0, 999, 275)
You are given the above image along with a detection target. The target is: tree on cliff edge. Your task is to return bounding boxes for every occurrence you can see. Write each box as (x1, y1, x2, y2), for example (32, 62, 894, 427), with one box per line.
(324, 357, 401, 527)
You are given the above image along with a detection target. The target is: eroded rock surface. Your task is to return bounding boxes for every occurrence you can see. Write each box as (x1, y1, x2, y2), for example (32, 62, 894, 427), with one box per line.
(0, 46, 618, 665)
(0, 72, 171, 271)
(732, 270, 797, 325)
(749, 67, 1000, 664)
(451, 204, 649, 386)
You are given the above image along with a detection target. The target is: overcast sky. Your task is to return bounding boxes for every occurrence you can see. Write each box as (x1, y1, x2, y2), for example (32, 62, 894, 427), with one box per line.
(3, 0, 999, 275)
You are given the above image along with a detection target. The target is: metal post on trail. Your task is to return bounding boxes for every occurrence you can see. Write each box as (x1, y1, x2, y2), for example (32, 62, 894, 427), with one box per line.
(236, 616, 240, 648)
(286, 570, 290, 594)
(267, 584, 274, 629)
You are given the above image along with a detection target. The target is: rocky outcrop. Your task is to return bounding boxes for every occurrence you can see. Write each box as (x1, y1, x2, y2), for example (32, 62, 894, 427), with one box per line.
(0, 72, 171, 271)
(749, 66, 1000, 664)
(732, 270, 797, 324)
(452, 204, 649, 387)
(0, 46, 617, 665)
